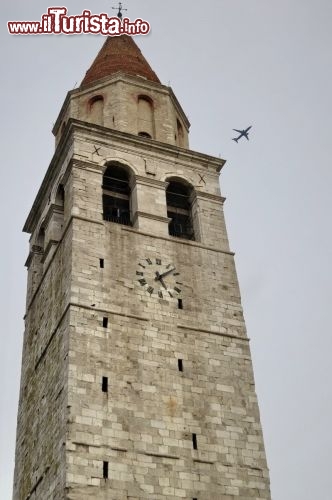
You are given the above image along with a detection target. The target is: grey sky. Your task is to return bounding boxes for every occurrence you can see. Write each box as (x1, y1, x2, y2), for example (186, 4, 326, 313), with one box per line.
(1, 1, 332, 498)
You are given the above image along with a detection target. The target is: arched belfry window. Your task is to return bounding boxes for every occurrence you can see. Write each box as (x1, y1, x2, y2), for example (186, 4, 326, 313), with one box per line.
(89, 95, 104, 125)
(166, 180, 195, 240)
(137, 95, 154, 138)
(102, 163, 132, 226)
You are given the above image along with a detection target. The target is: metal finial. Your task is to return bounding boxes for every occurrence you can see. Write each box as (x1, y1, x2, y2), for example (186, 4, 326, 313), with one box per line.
(112, 2, 127, 20)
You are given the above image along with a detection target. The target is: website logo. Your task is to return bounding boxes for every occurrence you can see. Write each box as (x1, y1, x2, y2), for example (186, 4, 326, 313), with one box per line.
(8, 7, 150, 36)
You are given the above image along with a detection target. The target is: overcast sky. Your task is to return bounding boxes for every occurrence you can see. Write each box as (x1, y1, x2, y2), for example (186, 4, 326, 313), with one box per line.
(1, 1, 332, 499)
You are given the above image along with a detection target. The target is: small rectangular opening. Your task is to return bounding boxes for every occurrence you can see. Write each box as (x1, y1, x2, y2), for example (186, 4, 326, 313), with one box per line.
(178, 298, 183, 309)
(102, 376, 108, 393)
(103, 461, 109, 479)
(99, 258, 104, 269)
(192, 433, 198, 450)
(178, 359, 183, 372)
(103, 317, 108, 328)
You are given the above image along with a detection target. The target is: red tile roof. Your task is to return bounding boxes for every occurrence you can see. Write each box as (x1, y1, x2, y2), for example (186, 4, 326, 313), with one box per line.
(81, 35, 160, 87)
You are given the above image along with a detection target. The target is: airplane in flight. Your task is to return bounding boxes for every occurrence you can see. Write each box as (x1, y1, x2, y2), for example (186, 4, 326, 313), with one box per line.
(232, 126, 252, 142)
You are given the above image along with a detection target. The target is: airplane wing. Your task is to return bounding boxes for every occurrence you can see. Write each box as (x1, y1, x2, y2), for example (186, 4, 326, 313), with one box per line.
(233, 129, 242, 133)
(245, 126, 252, 132)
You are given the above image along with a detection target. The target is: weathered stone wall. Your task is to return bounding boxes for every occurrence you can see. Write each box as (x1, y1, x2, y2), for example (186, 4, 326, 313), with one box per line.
(14, 122, 271, 498)
(59, 127, 271, 498)
(13, 227, 72, 500)
(65, 217, 270, 499)
(15, 64, 270, 498)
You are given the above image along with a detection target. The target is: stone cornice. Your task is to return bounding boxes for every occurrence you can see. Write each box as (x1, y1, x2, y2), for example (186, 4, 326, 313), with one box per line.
(72, 158, 102, 172)
(131, 211, 170, 226)
(195, 190, 226, 204)
(134, 175, 169, 189)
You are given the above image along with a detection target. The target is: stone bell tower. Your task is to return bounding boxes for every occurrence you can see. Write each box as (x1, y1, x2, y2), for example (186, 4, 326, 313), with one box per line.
(13, 35, 271, 499)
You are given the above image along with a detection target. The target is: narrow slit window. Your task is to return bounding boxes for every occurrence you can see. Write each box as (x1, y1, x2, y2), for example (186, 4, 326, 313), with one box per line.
(102, 376, 108, 393)
(103, 317, 108, 328)
(103, 461, 109, 479)
(178, 359, 183, 372)
(192, 433, 198, 450)
(178, 298, 183, 309)
(99, 258, 104, 269)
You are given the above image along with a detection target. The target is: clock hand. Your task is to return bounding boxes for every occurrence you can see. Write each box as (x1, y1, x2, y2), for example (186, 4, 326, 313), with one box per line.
(158, 267, 176, 279)
(159, 277, 167, 289)
(154, 271, 168, 289)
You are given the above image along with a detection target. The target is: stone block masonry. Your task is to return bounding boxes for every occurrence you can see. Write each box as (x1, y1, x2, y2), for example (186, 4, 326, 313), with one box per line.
(13, 34, 271, 500)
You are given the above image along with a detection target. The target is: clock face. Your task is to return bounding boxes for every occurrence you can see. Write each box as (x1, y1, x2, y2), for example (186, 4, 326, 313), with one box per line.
(136, 258, 182, 298)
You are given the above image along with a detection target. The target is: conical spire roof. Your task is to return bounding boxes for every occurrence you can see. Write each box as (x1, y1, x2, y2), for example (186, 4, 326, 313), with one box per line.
(81, 35, 160, 87)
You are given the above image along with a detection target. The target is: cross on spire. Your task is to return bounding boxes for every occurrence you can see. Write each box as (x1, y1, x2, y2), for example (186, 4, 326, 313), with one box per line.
(112, 2, 127, 20)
